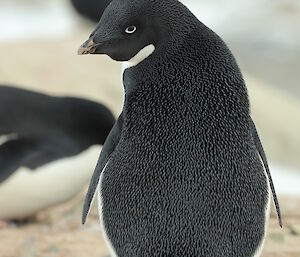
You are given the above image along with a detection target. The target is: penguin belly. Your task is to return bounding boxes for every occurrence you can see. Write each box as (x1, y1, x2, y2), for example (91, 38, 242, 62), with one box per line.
(0, 145, 101, 220)
(252, 158, 272, 257)
(98, 165, 118, 257)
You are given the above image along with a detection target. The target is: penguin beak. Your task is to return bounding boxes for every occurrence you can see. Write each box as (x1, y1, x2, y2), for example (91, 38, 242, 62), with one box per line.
(78, 38, 103, 55)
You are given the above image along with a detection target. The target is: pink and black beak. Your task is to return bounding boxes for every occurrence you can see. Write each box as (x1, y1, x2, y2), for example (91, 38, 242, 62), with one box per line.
(78, 37, 100, 55)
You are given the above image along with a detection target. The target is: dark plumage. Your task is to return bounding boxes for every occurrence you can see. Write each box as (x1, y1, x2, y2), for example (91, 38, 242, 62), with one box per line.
(0, 85, 115, 183)
(79, 0, 281, 256)
(71, 0, 111, 22)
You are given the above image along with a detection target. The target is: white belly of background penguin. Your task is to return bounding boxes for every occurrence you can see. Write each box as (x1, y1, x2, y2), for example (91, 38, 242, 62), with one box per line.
(79, 0, 282, 256)
(0, 145, 101, 220)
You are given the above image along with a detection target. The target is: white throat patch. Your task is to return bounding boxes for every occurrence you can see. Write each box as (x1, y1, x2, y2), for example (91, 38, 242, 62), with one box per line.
(122, 44, 155, 71)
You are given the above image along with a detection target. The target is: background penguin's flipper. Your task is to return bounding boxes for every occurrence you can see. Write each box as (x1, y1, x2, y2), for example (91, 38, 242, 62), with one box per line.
(0, 138, 37, 183)
(250, 117, 282, 227)
(0, 137, 73, 183)
(82, 113, 123, 224)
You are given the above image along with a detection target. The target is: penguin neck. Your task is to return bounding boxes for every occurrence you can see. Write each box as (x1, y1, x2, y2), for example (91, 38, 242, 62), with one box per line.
(122, 44, 156, 71)
(122, 23, 250, 123)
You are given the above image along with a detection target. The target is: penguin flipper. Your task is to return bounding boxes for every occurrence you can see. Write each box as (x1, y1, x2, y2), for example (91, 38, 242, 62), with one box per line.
(0, 138, 37, 183)
(250, 117, 282, 227)
(0, 135, 80, 183)
(82, 113, 123, 224)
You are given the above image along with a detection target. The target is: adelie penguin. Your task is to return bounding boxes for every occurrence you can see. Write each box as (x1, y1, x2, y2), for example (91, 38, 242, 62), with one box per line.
(79, 0, 282, 256)
(0, 86, 115, 221)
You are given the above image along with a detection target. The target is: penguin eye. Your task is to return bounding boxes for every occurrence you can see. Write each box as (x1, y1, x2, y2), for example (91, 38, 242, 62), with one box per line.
(125, 26, 137, 34)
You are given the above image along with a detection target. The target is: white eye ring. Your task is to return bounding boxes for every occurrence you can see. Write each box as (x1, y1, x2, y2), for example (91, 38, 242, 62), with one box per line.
(125, 26, 137, 34)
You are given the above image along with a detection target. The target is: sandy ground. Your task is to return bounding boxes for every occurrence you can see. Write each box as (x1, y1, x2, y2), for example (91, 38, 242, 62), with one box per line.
(0, 193, 299, 257)
(0, 29, 300, 256)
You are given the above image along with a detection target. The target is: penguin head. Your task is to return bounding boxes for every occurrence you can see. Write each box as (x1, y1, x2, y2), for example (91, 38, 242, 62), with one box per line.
(78, 0, 189, 61)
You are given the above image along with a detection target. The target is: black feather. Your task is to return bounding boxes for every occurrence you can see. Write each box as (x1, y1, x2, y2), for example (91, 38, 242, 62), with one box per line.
(0, 85, 115, 182)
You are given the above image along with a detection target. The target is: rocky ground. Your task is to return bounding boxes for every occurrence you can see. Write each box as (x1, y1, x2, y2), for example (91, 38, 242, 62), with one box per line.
(0, 193, 299, 257)
(0, 29, 299, 257)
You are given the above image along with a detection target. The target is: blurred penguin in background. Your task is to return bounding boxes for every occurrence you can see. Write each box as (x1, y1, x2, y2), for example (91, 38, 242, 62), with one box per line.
(71, 0, 111, 22)
(0, 85, 115, 221)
